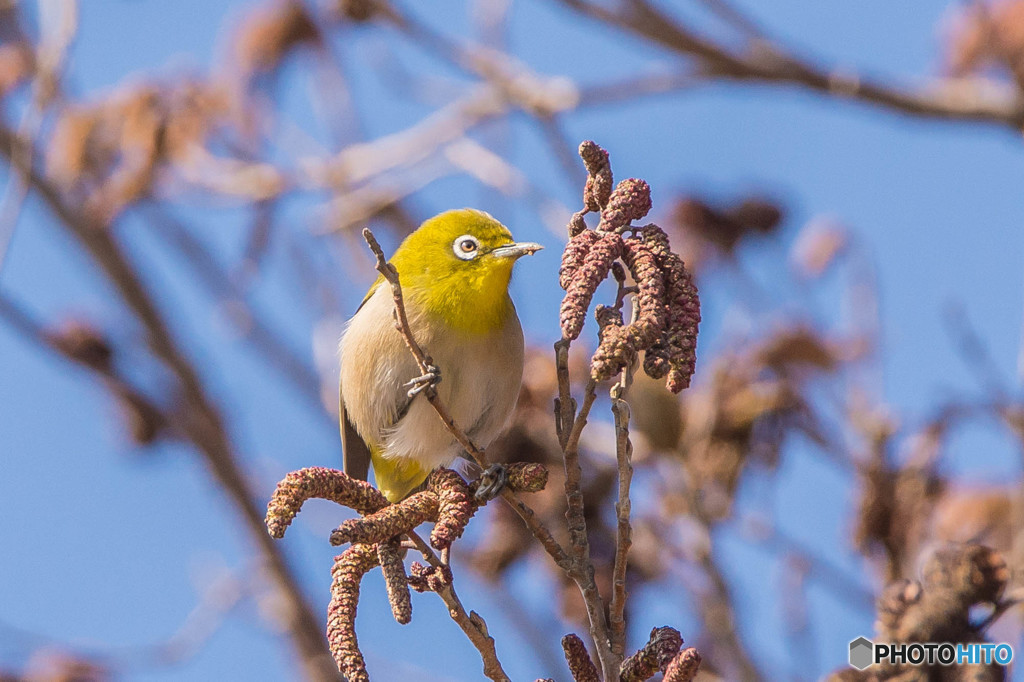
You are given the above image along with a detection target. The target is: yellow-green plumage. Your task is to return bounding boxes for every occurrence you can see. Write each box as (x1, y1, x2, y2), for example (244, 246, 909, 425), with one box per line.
(339, 209, 541, 501)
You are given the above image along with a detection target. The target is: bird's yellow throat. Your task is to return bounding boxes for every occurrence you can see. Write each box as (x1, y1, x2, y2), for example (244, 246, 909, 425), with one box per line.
(403, 259, 516, 336)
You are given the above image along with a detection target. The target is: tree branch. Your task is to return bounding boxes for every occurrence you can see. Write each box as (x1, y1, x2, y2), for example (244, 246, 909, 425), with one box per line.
(557, 0, 1024, 129)
(554, 335, 618, 679)
(405, 530, 510, 681)
(0, 128, 340, 682)
(608, 320, 636, 658)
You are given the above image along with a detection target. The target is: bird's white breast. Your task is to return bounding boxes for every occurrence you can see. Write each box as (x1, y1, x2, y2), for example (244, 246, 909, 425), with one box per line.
(340, 284, 524, 469)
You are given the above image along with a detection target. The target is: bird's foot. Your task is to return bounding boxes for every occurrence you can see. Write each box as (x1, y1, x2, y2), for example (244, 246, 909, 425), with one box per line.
(474, 464, 508, 503)
(405, 363, 441, 397)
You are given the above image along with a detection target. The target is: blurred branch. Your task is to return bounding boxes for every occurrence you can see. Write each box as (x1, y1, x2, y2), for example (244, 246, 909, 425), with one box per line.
(0, 292, 169, 441)
(694, 0, 768, 42)
(739, 515, 876, 613)
(141, 206, 329, 422)
(555, 0, 1024, 128)
(0, 127, 340, 682)
(0, 1, 77, 276)
(671, 405, 765, 680)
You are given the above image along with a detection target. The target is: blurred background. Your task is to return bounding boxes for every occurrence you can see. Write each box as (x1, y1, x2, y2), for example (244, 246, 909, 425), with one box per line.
(2, 0, 1024, 680)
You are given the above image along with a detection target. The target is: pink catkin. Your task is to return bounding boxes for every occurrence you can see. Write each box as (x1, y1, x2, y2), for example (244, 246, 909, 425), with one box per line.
(663, 263, 700, 393)
(641, 225, 700, 393)
(428, 468, 478, 550)
(376, 539, 412, 624)
(326, 544, 379, 681)
(408, 561, 453, 593)
(579, 140, 613, 211)
(620, 626, 684, 681)
(621, 237, 668, 348)
(560, 232, 623, 341)
(561, 634, 600, 682)
(600, 178, 652, 233)
(266, 467, 388, 539)
(559, 229, 600, 290)
(330, 490, 439, 546)
(505, 462, 549, 492)
(663, 647, 702, 682)
(591, 305, 634, 382)
(568, 210, 589, 237)
(643, 340, 671, 380)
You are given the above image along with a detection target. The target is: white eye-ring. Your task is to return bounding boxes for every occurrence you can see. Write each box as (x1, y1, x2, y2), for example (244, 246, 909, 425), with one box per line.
(452, 234, 480, 260)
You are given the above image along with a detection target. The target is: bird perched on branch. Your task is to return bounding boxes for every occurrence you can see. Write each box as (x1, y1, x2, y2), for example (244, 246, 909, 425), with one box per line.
(340, 209, 542, 502)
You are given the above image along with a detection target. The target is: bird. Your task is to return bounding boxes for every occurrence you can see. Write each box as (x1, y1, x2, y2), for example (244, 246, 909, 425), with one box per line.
(339, 208, 542, 503)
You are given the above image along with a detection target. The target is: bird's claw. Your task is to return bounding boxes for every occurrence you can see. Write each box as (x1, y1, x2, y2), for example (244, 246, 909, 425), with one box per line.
(474, 464, 508, 503)
(405, 364, 441, 397)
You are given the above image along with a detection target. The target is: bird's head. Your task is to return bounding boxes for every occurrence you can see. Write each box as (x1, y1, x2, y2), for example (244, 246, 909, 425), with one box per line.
(389, 208, 542, 334)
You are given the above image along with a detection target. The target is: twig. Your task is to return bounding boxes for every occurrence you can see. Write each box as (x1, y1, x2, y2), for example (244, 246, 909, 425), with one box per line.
(554, 335, 618, 678)
(311, 89, 507, 195)
(0, 1, 76, 279)
(978, 586, 1024, 633)
(738, 515, 875, 613)
(673, 452, 764, 681)
(554, 338, 578, 449)
(404, 531, 510, 682)
(608, 301, 638, 657)
(695, 0, 769, 43)
(0, 292, 170, 440)
(142, 207, 328, 421)
(557, 0, 1024, 129)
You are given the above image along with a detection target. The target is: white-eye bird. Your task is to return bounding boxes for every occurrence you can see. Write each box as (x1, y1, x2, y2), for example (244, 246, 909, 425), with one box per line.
(339, 209, 542, 502)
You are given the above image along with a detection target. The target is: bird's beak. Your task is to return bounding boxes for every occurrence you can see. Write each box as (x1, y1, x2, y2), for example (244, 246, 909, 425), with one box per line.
(491, 242, 543, 259)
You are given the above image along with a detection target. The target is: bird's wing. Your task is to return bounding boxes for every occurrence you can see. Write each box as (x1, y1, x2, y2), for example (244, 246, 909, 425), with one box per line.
(340, 393, 372, 482)
(339, 280, 383, 483)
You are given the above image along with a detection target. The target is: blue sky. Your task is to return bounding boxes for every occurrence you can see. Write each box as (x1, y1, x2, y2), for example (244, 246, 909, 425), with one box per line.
(2, 1, 1023, 680)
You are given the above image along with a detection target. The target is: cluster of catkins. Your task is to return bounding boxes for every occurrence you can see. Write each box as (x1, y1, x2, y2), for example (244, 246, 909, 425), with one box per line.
(551, 627, 701, 682)
(559, 141, 700, 393)
(265, 464, 548, 681)
(828, 543, 1009, 682)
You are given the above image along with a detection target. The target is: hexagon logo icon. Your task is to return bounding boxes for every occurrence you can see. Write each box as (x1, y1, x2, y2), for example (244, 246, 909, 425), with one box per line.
(849, 637, 874, 670)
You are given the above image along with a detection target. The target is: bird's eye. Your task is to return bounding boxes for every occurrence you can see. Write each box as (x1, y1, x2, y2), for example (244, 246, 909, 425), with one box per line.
(453, 234, 480, 260)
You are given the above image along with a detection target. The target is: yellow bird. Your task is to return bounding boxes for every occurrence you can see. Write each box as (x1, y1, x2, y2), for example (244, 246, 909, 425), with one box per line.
(339, 209, 542, 502)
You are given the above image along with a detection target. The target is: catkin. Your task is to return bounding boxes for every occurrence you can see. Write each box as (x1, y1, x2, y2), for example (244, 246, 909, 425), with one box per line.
(559, 229, 600, 290)
(327, 544, 379, 681)
(560, 233, 623, 340)
(579, 140, 613, 211)
(600, 178, 652, 233)
(621, 236, 667, 348)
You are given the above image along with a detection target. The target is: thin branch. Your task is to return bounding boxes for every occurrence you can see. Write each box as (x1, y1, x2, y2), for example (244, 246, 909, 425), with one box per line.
(608, 302, 638, 658)
(405, 531, 510, 682)
(554, 335, 617, 679)
(0, 291, 170, 440)
(557, 0, 1024, 129)
(738, 515, 876, 614)
(979, 586, 1024, 633)
(694, 0, 769, 43)
(673, 450, 764, 681)
(577, 69, 702, 107)
(141, 206, 329, 422)
(0, 1, 77, 278)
